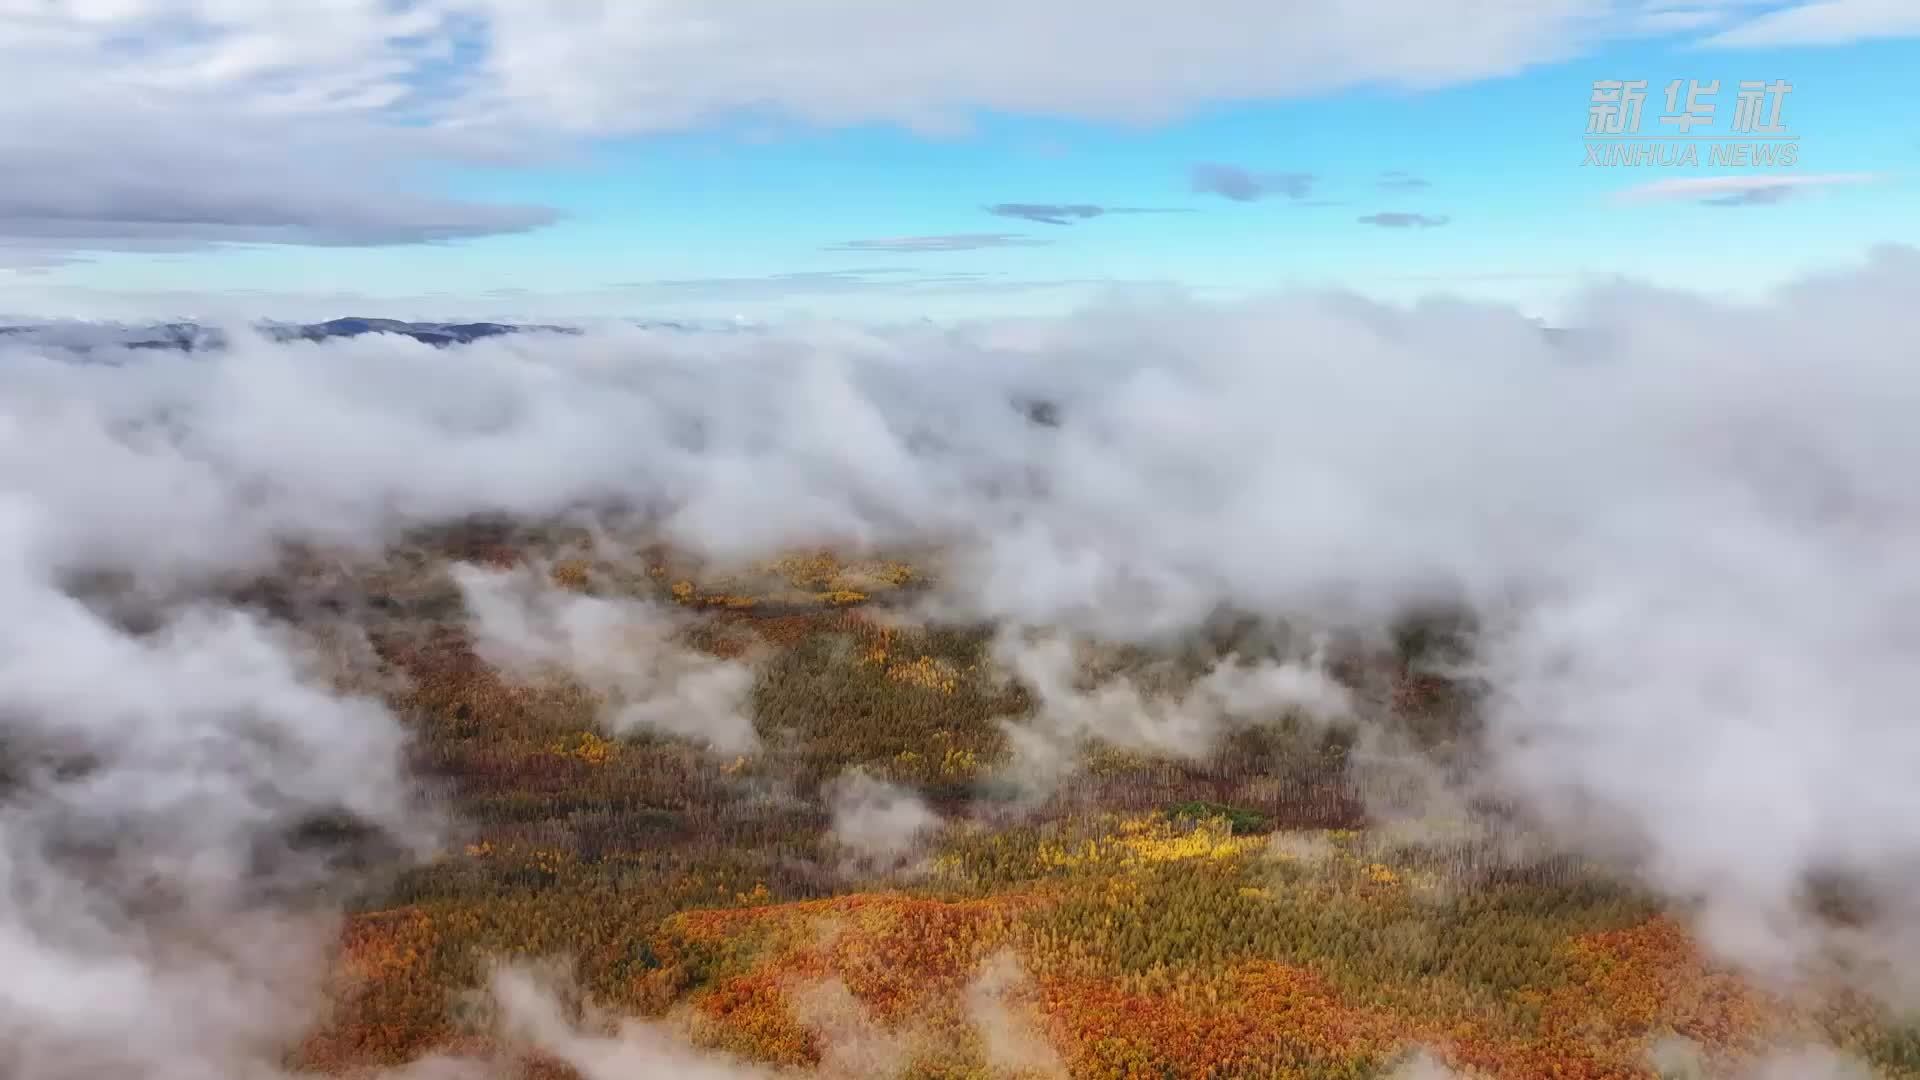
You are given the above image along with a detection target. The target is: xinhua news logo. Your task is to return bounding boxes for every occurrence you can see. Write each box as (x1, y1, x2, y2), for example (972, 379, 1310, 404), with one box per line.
(1584, 79, 1797, 167)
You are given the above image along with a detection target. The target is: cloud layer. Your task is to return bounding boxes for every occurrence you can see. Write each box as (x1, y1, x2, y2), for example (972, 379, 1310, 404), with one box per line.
(11, 242, 1920, 1074)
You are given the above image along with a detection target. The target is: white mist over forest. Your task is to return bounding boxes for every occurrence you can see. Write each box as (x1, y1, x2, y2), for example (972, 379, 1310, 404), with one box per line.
(5, 247, 1920, 1074)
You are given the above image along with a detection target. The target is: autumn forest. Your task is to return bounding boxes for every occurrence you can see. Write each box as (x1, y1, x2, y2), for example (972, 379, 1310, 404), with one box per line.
(226, 518, 1920, 1080)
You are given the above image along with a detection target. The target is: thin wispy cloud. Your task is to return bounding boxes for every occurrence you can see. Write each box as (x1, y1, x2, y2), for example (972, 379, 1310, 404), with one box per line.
(825, 233, 1049, 252)
(1378, 170, 1432, 191)
(1631, 7, 1735, 33)
(1703, 186, 1799, 207)
(985, 203, 1191, 225)
(1357, 211, 1451, 228)
(1189, 163, 1316, 201)
(611, 268, 1101, 300)
(1382, 270, 1576, 284)
(1613, 172, 1881, 205)
(0, 243, 86, 272)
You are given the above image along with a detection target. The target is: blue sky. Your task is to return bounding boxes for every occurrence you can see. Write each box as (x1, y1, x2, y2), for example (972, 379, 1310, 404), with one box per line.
(3, 3, 1917, 322)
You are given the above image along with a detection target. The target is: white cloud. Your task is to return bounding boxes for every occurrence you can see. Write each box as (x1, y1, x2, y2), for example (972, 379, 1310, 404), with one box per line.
(456, 1, 1632, 133)
(0, 1, 554, 262)
(1739, 1046, 1878, 1079)
(824, 769, 942, 872)
(0, 1, 1665, 143)
(454, 564, 760, 755)
(5, 0, 1768, 144)
(488, 952, 1070, 1080)
(992, 628, 1353, 793)
(963, 952, 1068, 1079)
(1384, 1051, 1473, 1079)
(1705, 0, 1920, 46)
(491, 964, 778, 1079)
(0, 511, 434, 1078)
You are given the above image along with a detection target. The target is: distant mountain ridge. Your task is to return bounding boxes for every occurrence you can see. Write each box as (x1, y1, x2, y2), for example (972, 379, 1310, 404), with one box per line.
(271, 318, 574, 347)
(0, 317, 1576, 354)
(0, 317, 723, 353)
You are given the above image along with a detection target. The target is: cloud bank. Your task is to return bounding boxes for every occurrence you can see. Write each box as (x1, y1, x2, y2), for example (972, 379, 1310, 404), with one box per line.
(11, 245, 1920, 1077)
